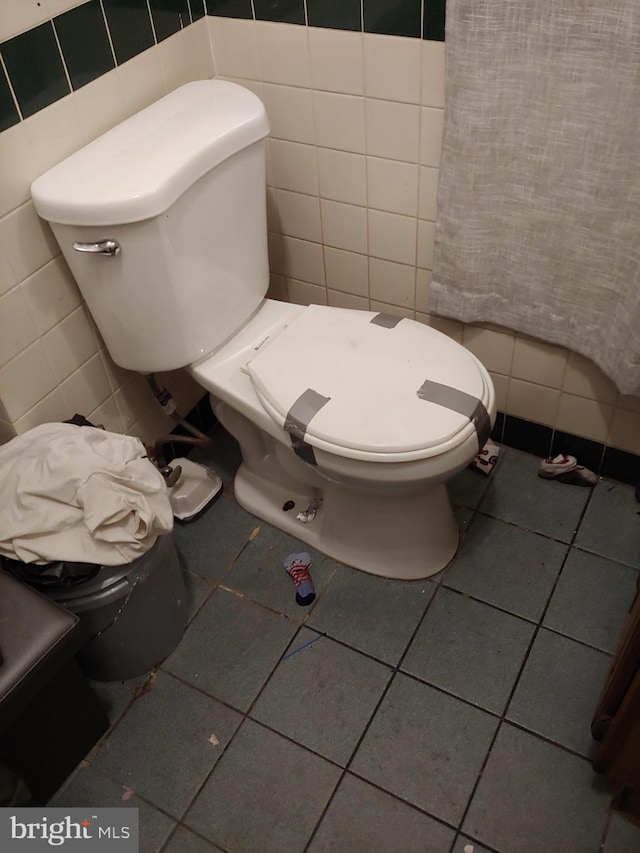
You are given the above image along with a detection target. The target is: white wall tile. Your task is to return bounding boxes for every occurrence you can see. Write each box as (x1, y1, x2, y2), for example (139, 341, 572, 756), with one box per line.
(327, 290, 369, 310)
(0, 242, 17, 297)
(0, 418, 16, 445)
(417, 313, 464, 343)
(366, 98, 420, 162)
(117, 48, 166, 117)
(273, 189, 321, 241)
(209, 16, 260, 80)
(308, 27, 364, 95)
(25, 92, 87, 182)
(157, 25, 209, 95)
(421, 41, 445, 108)
(287, 279, 328, 306)
(489, 372, 510, 412)
(507, 378, 560, 427)
(462, 326, 516, 375)
(313, 92, 366, 153)
(321, 200, 368, 254)
(324, 247, 368, 297)
(22, 256, 81, 335)
(511, 337, 568, 389)
(256, 21, 311, 87)
(367, 157, 419, 216)
(369, 258, 415, 309)
(607, 408, 640, 454)
(268, 272, 288, 300)
(370, 300, 414, 319)
(363, 34, 421, 104)
(0, 286, 39, 367)
(42, 305, 99, 382)
(0, 202, 60, 282)
(369, 209, 416, 265)
(418, 165, 439, 221)
(263, 84, 315, 143)
(420, 107, 445, 166)
(616, 393, 640, 413)
(281, 236, 325, 285)
(317, 149, 366, 206)
(12, 388, 68, 434)
(415, 268, 432, 313)
(268, 230, 285, 275)
(60, 352, 112, 416)
(100, 348, 131, 393)
(270, 140, 318, 195)
(562, 351, 618, 404)
(73, 70, 128, 144)
(0, 342, 59, 421)
(89, 394, 125, 434)
(556, 394, 613, 443)
(1, 0, 48, 40)
(45, 0, 86, 15)
(417, 219, 435, 269)
(0, 121, 38, 217)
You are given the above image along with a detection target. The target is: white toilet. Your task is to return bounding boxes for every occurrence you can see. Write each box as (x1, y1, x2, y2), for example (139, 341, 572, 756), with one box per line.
(31, 80, 495, 581)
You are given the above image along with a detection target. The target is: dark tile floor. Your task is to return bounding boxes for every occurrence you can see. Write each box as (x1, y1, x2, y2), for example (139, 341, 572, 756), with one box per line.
(52, 426, 640, 853)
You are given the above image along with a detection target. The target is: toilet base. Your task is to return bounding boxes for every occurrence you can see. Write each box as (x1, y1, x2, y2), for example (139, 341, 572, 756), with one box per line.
(233, 463, 459, 581)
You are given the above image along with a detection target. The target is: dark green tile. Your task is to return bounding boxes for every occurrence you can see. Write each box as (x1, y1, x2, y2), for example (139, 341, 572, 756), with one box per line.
(307, 0, 361, 32)
(103, 0, 155, 65)
(190, 0, 206, 21)
(1, 23, 70, 119)
(207, 0, 253, 18)
(423, 0, 446, 41)
(363, 0, 422, 38)
(150, 0, 191, 42)
(0, 65, 19, 131)
(55, 0, 115, 90)
(254, 0, 305, 25)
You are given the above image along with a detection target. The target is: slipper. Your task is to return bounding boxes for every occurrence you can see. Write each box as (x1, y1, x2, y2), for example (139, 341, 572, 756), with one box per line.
(538, 454, 597, 486)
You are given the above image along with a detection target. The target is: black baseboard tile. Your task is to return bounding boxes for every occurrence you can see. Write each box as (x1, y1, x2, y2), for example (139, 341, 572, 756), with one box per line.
(550, 431, 605, 475)
(490, 411, 505, 444)
(600, 447, 640, 487)
(502, 415, 553, 459)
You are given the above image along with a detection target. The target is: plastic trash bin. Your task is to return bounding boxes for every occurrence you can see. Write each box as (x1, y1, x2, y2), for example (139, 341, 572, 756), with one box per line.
(2, 533, 187, 682)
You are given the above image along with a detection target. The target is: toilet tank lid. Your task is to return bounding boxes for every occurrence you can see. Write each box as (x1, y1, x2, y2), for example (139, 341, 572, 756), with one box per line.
(30, 80, 270, 227)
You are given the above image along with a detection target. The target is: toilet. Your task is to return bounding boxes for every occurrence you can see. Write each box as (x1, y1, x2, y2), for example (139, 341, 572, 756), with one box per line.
(31, 80, 495, 581)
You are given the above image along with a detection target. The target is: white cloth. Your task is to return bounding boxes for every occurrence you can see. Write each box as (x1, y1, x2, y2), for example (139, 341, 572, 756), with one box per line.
(0, 423, 173, 565)
(430, 0, 640, 395)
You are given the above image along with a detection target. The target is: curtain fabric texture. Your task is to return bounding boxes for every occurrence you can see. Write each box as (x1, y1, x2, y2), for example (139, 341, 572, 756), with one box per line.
(430, 0, 640, 394)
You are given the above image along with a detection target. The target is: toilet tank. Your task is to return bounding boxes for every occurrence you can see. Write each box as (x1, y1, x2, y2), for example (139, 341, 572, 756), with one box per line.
(31, 80, 271, 372)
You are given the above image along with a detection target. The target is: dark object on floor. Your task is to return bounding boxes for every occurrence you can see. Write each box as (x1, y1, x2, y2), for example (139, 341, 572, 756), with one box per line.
(0, 569, 109, 804)
(591, 582, 640, 818)
(4, 534, 188, 683)
(636, 480, 640, 503)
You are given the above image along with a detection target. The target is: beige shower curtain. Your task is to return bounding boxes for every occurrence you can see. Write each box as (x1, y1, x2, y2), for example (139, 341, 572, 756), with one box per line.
(430, 0, 640, 395)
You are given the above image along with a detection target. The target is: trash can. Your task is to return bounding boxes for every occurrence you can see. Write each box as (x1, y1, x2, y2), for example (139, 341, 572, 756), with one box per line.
(1, 533, 187, 682)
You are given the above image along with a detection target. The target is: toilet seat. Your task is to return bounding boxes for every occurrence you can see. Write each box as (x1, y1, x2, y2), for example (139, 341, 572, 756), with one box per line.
(245, 305, 490, 463)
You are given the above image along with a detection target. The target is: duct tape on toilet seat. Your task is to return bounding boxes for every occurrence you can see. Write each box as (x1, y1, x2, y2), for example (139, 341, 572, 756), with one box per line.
(417, 379, 491, 450)
(284, 388, 331, 466)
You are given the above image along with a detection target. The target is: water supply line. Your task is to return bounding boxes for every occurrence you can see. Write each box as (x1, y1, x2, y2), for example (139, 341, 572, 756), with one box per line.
(146, 375, 212, 473)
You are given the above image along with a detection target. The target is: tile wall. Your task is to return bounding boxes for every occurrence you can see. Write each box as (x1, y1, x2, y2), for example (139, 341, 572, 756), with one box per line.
(1, 1, 639, 482)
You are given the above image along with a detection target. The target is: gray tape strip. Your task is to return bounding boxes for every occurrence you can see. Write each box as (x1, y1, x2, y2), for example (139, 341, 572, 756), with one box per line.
(417, 379, 491, 449)
(370, 313, 403, 329)
(285, 388, 331, 466)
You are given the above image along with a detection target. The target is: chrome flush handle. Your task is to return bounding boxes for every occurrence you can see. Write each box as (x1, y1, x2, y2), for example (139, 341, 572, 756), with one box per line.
(72, 239, 121, 256)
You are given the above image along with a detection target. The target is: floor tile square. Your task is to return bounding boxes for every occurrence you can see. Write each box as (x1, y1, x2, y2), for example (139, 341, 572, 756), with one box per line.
(174, 496, 259, 580)
(543, 549, 638, 653)
(480, 449, 590, 541)
(443, 514, 568, 621)
(453, 837, 494, 853)
(91, 671, 242, 817)
(463, 724, 610, 853)
(351, 674, 498, 825)
(308, 566, 434, 664)
(448, 466, 492, 509)
(224, 524, 338, 619)
(163, 826, 224, 853)
(251, 627, 390, 765)
(183, 570, 214, 622)
(603, 812, 640, 852)
(163, 589, 297, 710)
(506, 627, 612, 757)
(185, 719, 341, 853)
(308, 773, 455, 853)
(89, 672, 153, 726)
(575, 480, 640, 569)
(402, 588, 535, 714)
(50, 764, 175, 853)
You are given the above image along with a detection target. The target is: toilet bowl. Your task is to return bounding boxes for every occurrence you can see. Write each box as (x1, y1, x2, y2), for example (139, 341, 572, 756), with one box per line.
(30, 79, 495, 581)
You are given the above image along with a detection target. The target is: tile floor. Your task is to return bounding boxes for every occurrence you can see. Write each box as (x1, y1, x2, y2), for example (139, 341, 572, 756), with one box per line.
(52, 425, 640, 853)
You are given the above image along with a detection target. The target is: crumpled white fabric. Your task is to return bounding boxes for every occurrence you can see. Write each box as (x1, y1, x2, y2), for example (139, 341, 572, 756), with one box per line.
(0, 423, 173, 565)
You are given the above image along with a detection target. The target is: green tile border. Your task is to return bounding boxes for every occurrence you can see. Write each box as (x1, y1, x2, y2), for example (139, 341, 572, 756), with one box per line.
(0, 0, 447, 129)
